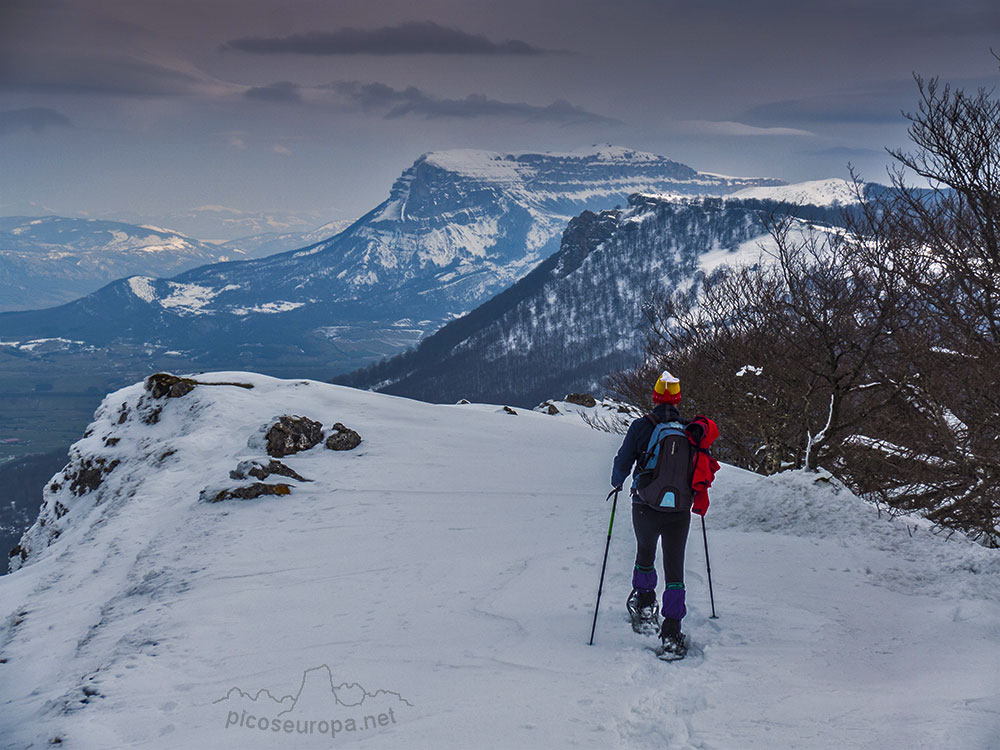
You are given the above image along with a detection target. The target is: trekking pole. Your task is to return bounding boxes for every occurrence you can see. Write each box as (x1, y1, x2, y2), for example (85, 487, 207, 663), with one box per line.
(588, 488, 620, 646)
(701, 515, 718, 619)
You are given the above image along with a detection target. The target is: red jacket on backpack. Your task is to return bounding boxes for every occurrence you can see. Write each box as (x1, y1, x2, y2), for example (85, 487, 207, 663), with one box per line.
(686, 416, 720, 516)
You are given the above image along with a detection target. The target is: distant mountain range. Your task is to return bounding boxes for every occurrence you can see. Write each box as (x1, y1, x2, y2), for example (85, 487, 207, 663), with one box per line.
(0, 147, 786, 374)
(0, 217, 256, 312)
(219, 219, 356, 258)
(0, 216, 363, 312)
(104, 205, 328, 242)
(336, 193, 853, 406)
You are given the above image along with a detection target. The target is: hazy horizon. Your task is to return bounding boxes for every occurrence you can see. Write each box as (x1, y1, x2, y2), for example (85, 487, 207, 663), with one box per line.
(3, 0, 999, 237)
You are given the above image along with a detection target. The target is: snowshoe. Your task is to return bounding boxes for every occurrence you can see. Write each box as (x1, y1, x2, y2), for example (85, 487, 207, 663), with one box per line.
(626, 589, 660, 636)
(655, 618, 688, 660)
(651, 640, 687, 661)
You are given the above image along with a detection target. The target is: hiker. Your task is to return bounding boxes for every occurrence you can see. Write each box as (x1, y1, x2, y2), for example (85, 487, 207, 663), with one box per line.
(611, 371, 719, 657)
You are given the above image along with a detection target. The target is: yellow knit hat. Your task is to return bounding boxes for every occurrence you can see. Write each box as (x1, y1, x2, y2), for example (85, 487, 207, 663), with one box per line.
(652, 371, 681, 404)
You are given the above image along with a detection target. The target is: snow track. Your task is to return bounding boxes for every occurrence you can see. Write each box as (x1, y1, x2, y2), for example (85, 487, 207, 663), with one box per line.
(0, 374, 997, 748)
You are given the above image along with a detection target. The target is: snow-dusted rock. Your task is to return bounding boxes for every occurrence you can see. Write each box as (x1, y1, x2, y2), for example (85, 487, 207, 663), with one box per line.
(324, 423, 362, 451)
(201, 482, 292, 503)
(229, 459, 308, 482)
(262, 416, 324, 458)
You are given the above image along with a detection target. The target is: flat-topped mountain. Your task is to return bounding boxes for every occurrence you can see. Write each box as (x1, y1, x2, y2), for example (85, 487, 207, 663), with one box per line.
(0, 147, 785, 373)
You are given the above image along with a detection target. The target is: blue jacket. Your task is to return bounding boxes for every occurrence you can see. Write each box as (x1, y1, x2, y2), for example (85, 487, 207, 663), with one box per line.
(611, 403, 681, 490)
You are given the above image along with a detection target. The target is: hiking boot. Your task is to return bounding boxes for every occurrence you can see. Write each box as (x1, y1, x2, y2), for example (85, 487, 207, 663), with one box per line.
(627, 589, 660, 635)
(659, 617, 688, 657)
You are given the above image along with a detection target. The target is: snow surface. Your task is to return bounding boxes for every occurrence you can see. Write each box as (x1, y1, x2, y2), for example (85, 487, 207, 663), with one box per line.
(0, 337, 87, 353)
(422, 150, 528, 183)
(697, 221, 830, 275)
(158, 282, 226, 314)
(127, 276, 157, 303)
(229, 301, 308, 316)
(730, 178, 861, 206)
(1, 374, 998, 749)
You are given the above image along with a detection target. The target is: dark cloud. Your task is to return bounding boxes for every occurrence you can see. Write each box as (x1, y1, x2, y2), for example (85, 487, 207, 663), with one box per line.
(244, 81, 301, 102)
(225, 21, 550, 55)
(328, 82, 618, 125)
(0, 107, 72, 135)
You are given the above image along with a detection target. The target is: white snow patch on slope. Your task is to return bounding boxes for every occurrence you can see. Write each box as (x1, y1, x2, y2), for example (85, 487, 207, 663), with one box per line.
(422, 150, 527, 182)
(127, 276, 157, 302)
(731, 178, 860, 206)
(158, 282, 221, 314)
(229, 301, 307, 316)
(1, 375, 998, 749)
(17, 337, 85, 351)
(698, 222, 823, 275)
(157, 283, 240, 314)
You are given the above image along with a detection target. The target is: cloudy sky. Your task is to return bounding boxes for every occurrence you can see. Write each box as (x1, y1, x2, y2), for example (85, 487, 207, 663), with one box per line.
(2, 0, 999, 237)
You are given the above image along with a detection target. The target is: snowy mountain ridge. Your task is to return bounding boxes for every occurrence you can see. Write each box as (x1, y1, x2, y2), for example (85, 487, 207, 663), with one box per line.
(220, 218, 356, 259)
(1, 372, 997, 748)
(729, 177, 862, 206)
(0, 216, 265, 312)
(339, 193, 851, 405)
(0, 147, 786, 374)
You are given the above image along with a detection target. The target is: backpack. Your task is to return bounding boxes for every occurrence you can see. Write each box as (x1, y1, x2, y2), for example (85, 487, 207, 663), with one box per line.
(632, 415, 696, 512)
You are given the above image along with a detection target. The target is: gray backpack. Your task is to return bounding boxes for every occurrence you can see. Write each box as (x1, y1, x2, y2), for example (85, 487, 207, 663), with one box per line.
(632, 417, 695, 513)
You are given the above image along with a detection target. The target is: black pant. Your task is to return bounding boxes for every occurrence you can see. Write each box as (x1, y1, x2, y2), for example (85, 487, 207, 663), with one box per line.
(633, 503, 690, 579)
(631, 503, 691, 621)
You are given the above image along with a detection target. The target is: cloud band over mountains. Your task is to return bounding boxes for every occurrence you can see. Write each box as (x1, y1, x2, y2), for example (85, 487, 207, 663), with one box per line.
(328, 82, 618, 124)
(226, 21, 550, 55)
(244, 81, 302, 102)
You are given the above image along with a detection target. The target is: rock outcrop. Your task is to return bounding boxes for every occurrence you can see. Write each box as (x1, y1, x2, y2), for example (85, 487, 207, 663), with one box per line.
(264, 416, 324, 458)
(324, 423, 362, 452)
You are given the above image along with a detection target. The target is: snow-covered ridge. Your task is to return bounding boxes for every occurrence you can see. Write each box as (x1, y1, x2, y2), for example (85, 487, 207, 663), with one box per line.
(421, 145, 671, 180)
(0, 146, 791, 368)
(730, 177, 861, 206)
(349, 193, 827, 404)
(1, 373, 998, 748)
(0, 149, 784, 371)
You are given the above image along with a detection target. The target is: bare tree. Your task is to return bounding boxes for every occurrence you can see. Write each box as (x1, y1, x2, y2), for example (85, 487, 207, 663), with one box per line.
(610, 197, 916, 468)
(840, 74, 1000, 544)
(610, 70, 1000, 544)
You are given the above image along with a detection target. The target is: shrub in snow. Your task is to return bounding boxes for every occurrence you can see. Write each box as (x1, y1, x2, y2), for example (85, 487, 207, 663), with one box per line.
(145, 372, 255, 400)
(565, 392, 597, 407)
(324, 423, 362, 451)
(64, 456, 120, 496)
